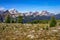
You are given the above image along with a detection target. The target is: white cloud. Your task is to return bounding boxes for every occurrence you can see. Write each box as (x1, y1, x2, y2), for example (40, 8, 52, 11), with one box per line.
(0, 7, 5, 11)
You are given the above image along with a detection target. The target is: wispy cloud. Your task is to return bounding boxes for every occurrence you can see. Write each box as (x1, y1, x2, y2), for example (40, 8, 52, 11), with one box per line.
(0, 7, 5, 11)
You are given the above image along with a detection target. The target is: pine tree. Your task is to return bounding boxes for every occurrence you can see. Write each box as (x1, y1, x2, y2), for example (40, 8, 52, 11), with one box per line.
(17, 15, 23, 23)
(5, 15, 11, 23)
(50, 16, 57, 27)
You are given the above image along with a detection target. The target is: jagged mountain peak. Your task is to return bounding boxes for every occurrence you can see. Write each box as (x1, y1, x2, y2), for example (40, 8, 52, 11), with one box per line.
(40, 11, 54, 16)
(9, 8, 19, 14)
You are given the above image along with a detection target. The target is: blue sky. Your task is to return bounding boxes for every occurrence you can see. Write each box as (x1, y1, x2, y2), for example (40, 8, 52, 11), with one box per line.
(0, 0, 60, 14)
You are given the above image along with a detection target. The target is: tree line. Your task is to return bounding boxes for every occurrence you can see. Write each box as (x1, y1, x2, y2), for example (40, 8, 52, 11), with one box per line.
(5, 15, 57, 27)
(5, 15, 23, 23)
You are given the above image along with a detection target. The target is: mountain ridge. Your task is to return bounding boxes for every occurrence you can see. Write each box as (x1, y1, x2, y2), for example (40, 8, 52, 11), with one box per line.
(0, 9, 60, 22)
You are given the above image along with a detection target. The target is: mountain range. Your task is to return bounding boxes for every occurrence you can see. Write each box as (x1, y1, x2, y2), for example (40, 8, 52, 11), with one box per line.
(0, 9, 55, 16)
(0, 9, 60, 22)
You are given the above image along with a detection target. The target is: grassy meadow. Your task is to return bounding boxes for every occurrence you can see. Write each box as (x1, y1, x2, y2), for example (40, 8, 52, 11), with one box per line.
(0, 20, 60, 40)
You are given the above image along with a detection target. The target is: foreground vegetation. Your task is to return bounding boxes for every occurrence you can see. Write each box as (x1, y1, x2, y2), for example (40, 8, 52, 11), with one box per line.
(0, 16, 59, 40)
(0, 23, 60, 40)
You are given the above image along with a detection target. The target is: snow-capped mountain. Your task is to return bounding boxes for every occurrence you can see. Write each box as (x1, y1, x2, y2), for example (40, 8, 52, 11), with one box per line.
(40, 11, 54, 16)
(9, 8, 23, 17)
(23, 12, 33, 16)
(23, 11, 40, 16)
(0, 8, 55, 16)
(0, 8, 60, 23)
(23, 11, 54, 16)
(9, 8, 19, 14)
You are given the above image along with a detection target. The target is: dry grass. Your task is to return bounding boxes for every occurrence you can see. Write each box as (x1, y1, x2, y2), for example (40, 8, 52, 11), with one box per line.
(0, 23, 60, 40)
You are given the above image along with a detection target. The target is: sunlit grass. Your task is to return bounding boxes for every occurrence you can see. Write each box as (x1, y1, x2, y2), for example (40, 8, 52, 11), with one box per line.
(0, 23, 60, 40)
